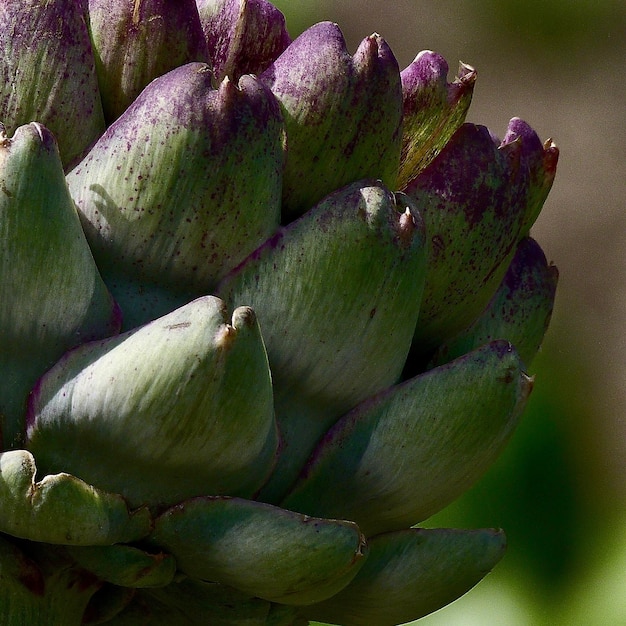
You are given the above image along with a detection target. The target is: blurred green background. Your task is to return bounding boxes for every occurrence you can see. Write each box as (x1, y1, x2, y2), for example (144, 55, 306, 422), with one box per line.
(272, 1, 626, 624)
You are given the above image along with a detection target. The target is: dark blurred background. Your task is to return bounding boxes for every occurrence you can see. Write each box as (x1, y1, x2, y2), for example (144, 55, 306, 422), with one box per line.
(273, 1, 626, 623)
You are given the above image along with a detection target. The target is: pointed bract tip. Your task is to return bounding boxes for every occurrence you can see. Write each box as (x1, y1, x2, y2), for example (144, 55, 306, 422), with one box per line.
(397, 207, 417, 247)
(30, 122, 46, 143)
(544, 140, 560, 173)
(412, 49, 445, 68)
(362, 32, 383, 51)
(355, 32, 394, 67)
(232, 305, 257, 330)
(457, 61, 477, 83)
(220, 73, 235, 91)
(403, 50, 448, 86)
(522, 373, 535, 399)
(196, 63, 213, 75)
(502, 117, 543, 151)
(498, 134, 523, 172)
(400, 206, 415, 228)
(4, 122, 61, 160)
(215, 324, 237, 348)
(548, 262, 560, 284)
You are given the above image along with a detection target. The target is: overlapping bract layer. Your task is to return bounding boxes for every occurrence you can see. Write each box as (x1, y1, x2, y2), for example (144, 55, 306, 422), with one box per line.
(0, 1, 559, 624)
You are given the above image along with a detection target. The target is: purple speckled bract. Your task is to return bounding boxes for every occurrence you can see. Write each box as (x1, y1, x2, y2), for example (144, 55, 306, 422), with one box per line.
(198, 0, 240, 75)
(260, 21, 402, 220)
(503, 117, 544, 156)
(262, 19, 401, 109)
(76, 60, 280, 184)
(0, 0, 105, 166)
(502, 237, 558, 295)
(68, 60, 283, 302)
(501, 117, 559, 232)
(0, 0, 89, 58)
(401, 50, 477, 113)
(199, 0, 291, 81)
(397, 50, 476, 189)
(127, 62, 214, 132)
(0, 0, 562, 618)
(88, 0, 210, 123)
(401, 51, 449, 105)
(402, 119, 550, 353)
(354, 31, 398, 80)
(501, 116, 560, 182)
(407, 123, 516, 227)
(261, 21, 350, 103)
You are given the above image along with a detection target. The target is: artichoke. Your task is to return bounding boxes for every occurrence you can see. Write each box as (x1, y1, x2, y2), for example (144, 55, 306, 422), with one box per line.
(0, 1, 559, 624)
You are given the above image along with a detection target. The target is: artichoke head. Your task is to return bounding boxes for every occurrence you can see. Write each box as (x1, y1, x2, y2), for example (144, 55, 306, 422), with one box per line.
(0, 1, 559, 624)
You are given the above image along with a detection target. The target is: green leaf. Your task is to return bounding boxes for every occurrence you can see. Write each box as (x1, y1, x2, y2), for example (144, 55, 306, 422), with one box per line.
(0, 450, 150, 545)
(282, 341, 532, 536)
(150, 496, 368, 606)
(304, 527, 507, 626)
(26, 297, 278, 508)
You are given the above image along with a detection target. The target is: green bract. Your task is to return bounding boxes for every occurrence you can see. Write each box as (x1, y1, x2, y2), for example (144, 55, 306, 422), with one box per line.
(0, 1, 559, 624)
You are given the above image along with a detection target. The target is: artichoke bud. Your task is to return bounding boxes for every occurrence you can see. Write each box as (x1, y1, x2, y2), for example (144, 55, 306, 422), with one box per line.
(282, 341, 532, 537)
(430, 237, 559, 369)
(405, 121, 544, 357)
(198, 0, 291, 82)
(398, 51, 476, 189)
(87, 0, 211, 123)
(304, 528, 507, 626)
(0, 449, 151, 545)
(0, 0, 106, 168)
(0, 1, 561, 622)
(67, 63, 283, 329)
(0, 122, 120, 447)
(26, 296, 278, 508)
(219, 180, 428, 500)
(261, 22, 403, 221)
(150, 496, 368, 606)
